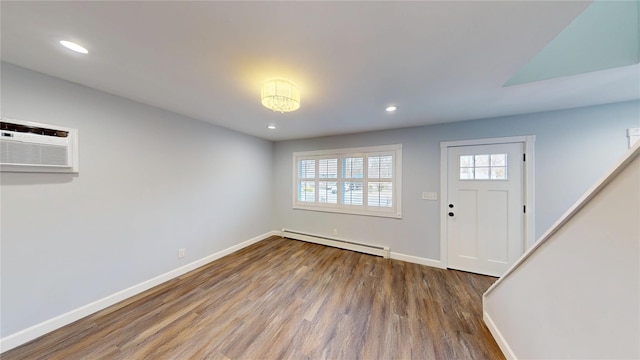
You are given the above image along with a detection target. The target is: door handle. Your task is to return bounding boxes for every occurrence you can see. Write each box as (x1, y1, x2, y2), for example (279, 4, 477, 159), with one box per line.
(448, 212, 454, 217)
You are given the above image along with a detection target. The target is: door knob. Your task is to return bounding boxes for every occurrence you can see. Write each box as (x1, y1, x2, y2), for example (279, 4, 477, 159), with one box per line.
(448, 212, 454, 217)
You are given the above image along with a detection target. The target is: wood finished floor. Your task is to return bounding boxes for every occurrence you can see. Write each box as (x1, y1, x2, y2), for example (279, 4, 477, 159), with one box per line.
(3, 236, 504, 360)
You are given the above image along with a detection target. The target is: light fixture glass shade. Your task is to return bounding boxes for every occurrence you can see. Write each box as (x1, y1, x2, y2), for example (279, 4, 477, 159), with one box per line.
(261, 79, 300, 113)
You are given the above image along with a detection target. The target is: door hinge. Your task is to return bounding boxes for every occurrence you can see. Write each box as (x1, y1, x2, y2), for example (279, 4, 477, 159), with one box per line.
(523, 205, 526, 213)
(523, 153, 526, 161)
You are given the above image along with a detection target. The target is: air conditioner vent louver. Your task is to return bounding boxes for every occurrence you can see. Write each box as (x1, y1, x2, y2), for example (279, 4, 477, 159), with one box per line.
(0, 118, 78, 173)
(1, 141, 68, 166)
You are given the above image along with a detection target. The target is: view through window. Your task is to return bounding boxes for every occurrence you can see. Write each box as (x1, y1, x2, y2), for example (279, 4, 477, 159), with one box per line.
(293, 144, 402, 218)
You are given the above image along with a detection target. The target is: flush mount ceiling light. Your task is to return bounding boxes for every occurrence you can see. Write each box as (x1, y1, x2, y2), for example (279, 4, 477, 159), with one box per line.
(59, 40, 88, 54)
(267, 124, 277, 130)
(386, 105, 397, 112)
(261, 79, 300, 113)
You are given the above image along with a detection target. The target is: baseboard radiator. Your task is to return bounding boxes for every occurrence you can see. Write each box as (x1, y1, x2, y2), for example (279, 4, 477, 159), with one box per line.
(281, 229, 390, 258)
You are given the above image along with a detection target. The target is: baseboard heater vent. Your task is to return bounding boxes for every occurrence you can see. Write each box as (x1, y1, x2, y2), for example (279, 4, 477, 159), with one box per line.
(281, 229, 390, 258)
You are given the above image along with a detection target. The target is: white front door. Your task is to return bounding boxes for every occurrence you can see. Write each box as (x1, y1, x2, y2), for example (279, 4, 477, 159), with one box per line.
(447, 142, 524, 277)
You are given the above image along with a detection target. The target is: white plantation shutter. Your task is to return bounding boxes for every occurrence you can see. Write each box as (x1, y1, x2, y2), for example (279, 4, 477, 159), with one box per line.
(342, 156, 364, 206)
(293, 145, 402, 218)
(367, 154, 394, 207)
(297, 159, 316, 202)
(318, 158, 338, 204)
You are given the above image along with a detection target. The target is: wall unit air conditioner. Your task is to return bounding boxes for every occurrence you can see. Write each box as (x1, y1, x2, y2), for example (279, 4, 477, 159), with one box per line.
(1, 118, 79, 173)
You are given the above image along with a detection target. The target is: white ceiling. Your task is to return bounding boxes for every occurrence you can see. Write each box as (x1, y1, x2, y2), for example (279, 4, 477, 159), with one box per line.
(1, 1, 638, 141)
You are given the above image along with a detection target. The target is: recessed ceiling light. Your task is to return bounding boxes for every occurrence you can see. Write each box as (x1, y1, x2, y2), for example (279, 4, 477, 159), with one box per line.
(59, 40, 88, 54)
(267, 125, 277, 130)
(386, 106, 397, 112)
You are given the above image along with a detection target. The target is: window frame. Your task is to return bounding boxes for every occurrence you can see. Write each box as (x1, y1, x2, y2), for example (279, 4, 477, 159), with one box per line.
(292, 144, 402, 218)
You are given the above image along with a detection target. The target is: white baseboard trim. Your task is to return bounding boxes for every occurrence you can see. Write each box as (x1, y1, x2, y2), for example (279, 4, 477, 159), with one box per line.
(0, 230, 279, 354)
(483, 311, 516, 360)
(389, 252, 445, 268)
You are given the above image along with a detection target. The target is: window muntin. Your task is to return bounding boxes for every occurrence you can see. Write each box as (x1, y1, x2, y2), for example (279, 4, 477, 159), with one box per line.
(293, 145, 402, 218)
(460, 153, 507, 180)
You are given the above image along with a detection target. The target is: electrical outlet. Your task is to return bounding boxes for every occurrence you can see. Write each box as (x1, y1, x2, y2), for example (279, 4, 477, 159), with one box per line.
(178, 248, 185, 259)
(422, 192, 438, 200)
(332, 228, 338, 236)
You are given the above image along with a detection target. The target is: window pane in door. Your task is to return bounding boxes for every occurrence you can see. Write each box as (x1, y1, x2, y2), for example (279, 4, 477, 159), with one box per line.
(460, 167, 474, 180)
(475, 167, 490, 179)
(491, 154, 506, 166)
(475, 155, 489, 167)
(460, 155, 474, 167)
(491, 167, 507, 180)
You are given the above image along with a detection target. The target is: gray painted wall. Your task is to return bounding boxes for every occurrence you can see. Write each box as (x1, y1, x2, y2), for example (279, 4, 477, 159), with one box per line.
(0, 63, 274, 337)
(273, 101, 640, 260)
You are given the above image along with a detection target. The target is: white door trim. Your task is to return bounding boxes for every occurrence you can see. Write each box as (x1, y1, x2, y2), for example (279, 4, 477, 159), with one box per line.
(439, 135, 536, 270)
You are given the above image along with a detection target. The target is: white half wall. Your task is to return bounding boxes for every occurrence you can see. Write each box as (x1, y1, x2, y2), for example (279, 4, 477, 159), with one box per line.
(0, 63, 274, 341)
(483, 143, 640, 359)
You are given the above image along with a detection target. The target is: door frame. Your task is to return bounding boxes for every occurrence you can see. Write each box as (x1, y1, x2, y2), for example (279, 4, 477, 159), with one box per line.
(439, 135, 536, 270)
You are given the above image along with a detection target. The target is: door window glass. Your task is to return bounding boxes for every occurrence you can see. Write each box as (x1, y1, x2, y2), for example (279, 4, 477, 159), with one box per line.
(460, 154, 507, 180)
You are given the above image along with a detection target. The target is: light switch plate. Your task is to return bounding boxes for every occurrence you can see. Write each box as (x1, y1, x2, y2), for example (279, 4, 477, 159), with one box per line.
(422, 192, 438, 200)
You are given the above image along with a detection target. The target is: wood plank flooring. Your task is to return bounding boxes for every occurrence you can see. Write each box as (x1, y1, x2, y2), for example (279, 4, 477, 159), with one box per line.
(2, 236, 504, 360)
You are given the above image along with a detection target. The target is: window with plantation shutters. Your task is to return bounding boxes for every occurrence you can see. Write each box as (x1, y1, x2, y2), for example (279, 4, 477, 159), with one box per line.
(293, 144, 402, 218)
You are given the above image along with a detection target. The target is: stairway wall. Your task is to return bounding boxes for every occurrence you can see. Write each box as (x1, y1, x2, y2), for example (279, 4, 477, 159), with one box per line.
(483, 143, 640, 359)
